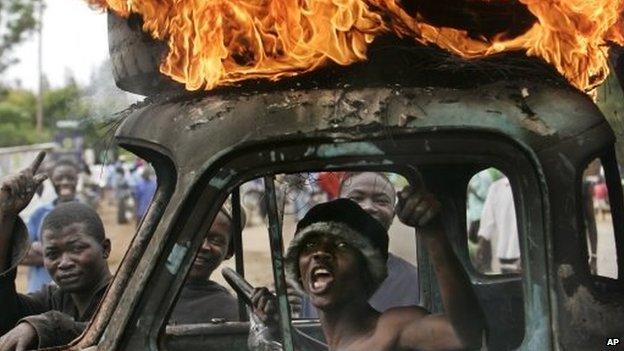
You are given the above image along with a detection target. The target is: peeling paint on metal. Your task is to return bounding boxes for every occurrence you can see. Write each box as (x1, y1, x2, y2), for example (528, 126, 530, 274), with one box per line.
(165, 243, 189, 275)
(316, 142, 384, 158)
(187, 119, 209, 131)
(304, 147, 316, 157)
(519, 116, 556, 136)
(208, 169, 237, 188)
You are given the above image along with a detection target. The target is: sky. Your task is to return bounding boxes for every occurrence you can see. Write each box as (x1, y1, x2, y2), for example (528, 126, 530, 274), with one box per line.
(3, 0, 109, 90)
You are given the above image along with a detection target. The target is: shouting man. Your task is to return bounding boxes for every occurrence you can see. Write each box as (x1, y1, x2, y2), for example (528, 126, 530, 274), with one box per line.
(253, 181, 485, 350)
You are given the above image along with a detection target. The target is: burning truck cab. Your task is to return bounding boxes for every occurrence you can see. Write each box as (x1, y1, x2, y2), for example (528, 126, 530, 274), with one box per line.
(64, 12, 624, 351)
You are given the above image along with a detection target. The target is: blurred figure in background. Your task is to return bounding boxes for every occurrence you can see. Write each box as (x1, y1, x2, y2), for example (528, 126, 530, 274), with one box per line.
(592, 174, 610, 220)
(476, 176, 521, 274)
(114, 166, 132, 224)
(133, 166, 156, 226)
(467, 169, 493, 244)
(77, 163, 101, 210)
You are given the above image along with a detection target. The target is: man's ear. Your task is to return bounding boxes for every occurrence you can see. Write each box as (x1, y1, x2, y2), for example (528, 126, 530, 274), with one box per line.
(101, 238, 112, 259)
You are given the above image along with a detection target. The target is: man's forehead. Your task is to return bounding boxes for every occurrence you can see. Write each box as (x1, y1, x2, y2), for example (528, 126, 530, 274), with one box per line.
(341, 173, 394, 194)
(43, 223, 92, 246)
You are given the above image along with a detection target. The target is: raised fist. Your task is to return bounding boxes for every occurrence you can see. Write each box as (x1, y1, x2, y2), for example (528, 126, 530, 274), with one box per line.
(396, 173, 441, 228)
(0, 151, 47, 217)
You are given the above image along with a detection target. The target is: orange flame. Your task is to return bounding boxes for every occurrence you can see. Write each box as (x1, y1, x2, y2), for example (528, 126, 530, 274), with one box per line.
(89, 0, 623, 92)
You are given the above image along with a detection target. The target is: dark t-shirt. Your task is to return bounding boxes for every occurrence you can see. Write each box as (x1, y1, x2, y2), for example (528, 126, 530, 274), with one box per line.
(0, 269, 109, 348)
(169, 280, 238, 324)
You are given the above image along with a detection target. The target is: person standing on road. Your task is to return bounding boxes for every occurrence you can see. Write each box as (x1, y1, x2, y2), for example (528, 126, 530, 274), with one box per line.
(476, 176, 521, 274)
(132, 167, 157, 226)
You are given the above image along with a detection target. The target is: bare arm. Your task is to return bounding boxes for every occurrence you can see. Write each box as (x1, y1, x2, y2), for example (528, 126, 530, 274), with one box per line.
(395, 183, 485, 350)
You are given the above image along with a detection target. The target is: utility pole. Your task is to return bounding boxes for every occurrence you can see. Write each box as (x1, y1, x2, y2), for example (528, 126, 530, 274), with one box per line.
(35, 0, 44, 134)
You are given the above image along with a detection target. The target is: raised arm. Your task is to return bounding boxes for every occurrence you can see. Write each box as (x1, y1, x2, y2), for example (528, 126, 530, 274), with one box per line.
(394, 181, 485, 350)
(0, 151, 47, 272)
(0, 152, 48, 337)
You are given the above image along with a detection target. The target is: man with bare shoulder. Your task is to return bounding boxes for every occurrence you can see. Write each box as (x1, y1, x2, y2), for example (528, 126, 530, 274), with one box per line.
(253, 179, 485, 350)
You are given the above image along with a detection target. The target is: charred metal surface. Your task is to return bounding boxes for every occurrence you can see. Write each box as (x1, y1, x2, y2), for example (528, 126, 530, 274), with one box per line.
(538, 124, 623, 350)
(75, 146, 177, 350)
(231, 188, 248, 322)
(116, 80, 604, 176)
(263, 175, 295, 351)
(163, 323, 249, 351)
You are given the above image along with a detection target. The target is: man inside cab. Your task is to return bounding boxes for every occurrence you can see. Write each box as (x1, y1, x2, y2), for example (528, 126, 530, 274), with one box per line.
(298, 172, 419, 317)
(168, 205, 244, 324)
(253, 179, 485, 350)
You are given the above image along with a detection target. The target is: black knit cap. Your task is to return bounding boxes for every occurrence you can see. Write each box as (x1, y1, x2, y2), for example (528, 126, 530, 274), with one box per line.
(285, 198, 389, 292)
(295, 199, 389, 260)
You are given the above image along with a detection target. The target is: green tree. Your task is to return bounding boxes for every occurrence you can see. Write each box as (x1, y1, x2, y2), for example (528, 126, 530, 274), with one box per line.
(0, 87, 50, 146)
(43, 77, 90, 128)
(0, 0, 40, 73)
(0, 76, 92, 148)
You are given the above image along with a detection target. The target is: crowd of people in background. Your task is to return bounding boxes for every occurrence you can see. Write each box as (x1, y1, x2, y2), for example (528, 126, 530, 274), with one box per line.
(104, 159, 157, 226)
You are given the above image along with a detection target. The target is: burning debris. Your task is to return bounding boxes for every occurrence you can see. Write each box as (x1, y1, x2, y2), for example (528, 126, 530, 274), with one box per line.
(87, 0, 623, 92)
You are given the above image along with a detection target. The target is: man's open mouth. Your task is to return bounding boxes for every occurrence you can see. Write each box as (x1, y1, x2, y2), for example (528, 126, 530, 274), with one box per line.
(309, 266, 334, 294)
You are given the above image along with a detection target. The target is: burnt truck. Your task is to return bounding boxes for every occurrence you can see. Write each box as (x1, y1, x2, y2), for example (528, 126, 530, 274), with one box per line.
(55, 14, 624, 351)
